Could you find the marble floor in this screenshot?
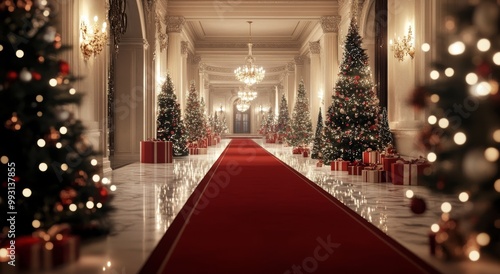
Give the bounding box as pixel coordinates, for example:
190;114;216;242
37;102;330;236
34;139;499;274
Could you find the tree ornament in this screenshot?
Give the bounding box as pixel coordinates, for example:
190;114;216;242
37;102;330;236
73;170;89;187
410;196;427;214
59;60;70;75
19;68;32;82
60;187;77;205
31;71;41;80
6;71;18;81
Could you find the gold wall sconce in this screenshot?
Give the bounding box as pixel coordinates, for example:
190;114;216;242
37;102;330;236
389;25;415;61
80;16;108;61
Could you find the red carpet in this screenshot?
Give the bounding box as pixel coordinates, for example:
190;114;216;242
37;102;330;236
139;139;439;274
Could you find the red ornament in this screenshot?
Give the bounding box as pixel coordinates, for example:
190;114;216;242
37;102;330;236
170;131;175;134
31;71;41;81
354;75;360;80
7;71;18;81
476;61;491;78
410;196;427;214
99;187;109;203
59;60;70;75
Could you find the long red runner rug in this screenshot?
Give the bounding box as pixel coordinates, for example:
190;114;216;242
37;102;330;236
139;139;439;274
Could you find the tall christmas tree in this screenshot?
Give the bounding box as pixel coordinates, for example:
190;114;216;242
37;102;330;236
288;80;313;148
264;108;276;136
323;104;341;164
311;107;324;159
184;82;204;144
0;1;113;237
156;74;188;156
276;94;291;143
323;5;380;162
410;0;500;260
200;96;210;138
378;107;393;150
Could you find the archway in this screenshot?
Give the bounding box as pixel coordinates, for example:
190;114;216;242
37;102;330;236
233;102;251;134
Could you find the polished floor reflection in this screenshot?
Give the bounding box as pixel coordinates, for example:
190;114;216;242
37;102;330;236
44;139;499;274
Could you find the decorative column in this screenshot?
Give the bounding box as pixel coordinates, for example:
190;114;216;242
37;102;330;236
309;41;321;129
281;71;290;111
321;15;341;110
287;62;296;111
180;41;189;110
166;16;185;108
198;62;206;102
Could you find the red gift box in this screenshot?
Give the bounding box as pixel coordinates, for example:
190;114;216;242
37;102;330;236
16;236;42;271
140;140;173;163
303;150;309;157
348;165;364;175
316;160;323;167
403;158;431;185
207;134;213;146
331;159;349;171
198;148;208;154
189;147;198;155
362;149;379;164
198;138;208;148
391;159;409;185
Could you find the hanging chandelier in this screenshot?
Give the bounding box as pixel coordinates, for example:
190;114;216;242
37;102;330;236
234;21;265;86
238;86;258;102
236;99;250;112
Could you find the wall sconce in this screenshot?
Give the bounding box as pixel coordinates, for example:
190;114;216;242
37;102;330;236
80;15;108;61
389;25;415;62
219;104;224;113
318;90;324;105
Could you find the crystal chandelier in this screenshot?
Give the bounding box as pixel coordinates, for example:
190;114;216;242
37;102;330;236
234;21;265;86
238;86;257;102
236;99;250;112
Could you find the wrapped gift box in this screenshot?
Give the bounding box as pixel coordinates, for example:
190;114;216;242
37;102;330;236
16;236;42;271
348;165;364;175
362;149;379;164
362;168;387;183
391;159;409;185
198;138;208;148
303;150;309;157
207;134;213;146
140;140;173;163
188;147;198;155
198;148;208;155
403;159;431;185
331;159;349;171
316;161;323;167
42;235;80;270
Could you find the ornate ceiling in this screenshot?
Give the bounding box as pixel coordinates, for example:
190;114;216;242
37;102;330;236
165;0;342;87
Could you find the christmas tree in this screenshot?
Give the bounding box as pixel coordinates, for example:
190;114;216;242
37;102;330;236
410;0;500;260
276;94;291;143
0;1;113;237
288;80;313;148
199;97;210;138
264;108;276;135
311;107;324;159
258;111;267;135
323;9;380;162
184;82;204;144
378;107;393;150
219;112;228;135
156;74;188;156
323;104;342;164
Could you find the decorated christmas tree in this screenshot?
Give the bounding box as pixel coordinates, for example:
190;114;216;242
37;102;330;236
323;8;380;162
410;0;500;261
276;94;291;143
200;96;210;138
378;107;393;150
288;80;313;148
156;74;188;156
219;112;228;135
311;107;324;159
264;108;276;135
0;1;113;237
323;104;342;164
258;111;267;135
184;82;205;145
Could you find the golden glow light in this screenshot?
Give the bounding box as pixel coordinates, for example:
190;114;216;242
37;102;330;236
59;126;68;134
431;223;440;233
22;188;32;197
405;190;414;198
477;233;491;246
428;115;437;125
458;192;469;202
448;41;465;55
468;250;480;261
438;118;449;128
16;50;24;58
39;163;48;172
427;152;437;162
110;185;117;191
37;139;46;147
477;38;491;52
80;15;108;61
421;43;430;52
234;21;265;86
69;204;77;211
390;25;415;61
445;68;454;77
466;73;478;85
430;94;440;103
484;147;499;162
32;220;41;228
493;52;500;65
494;179;500;192
430;70;440;80
454;132;466;145
441;202;452;213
